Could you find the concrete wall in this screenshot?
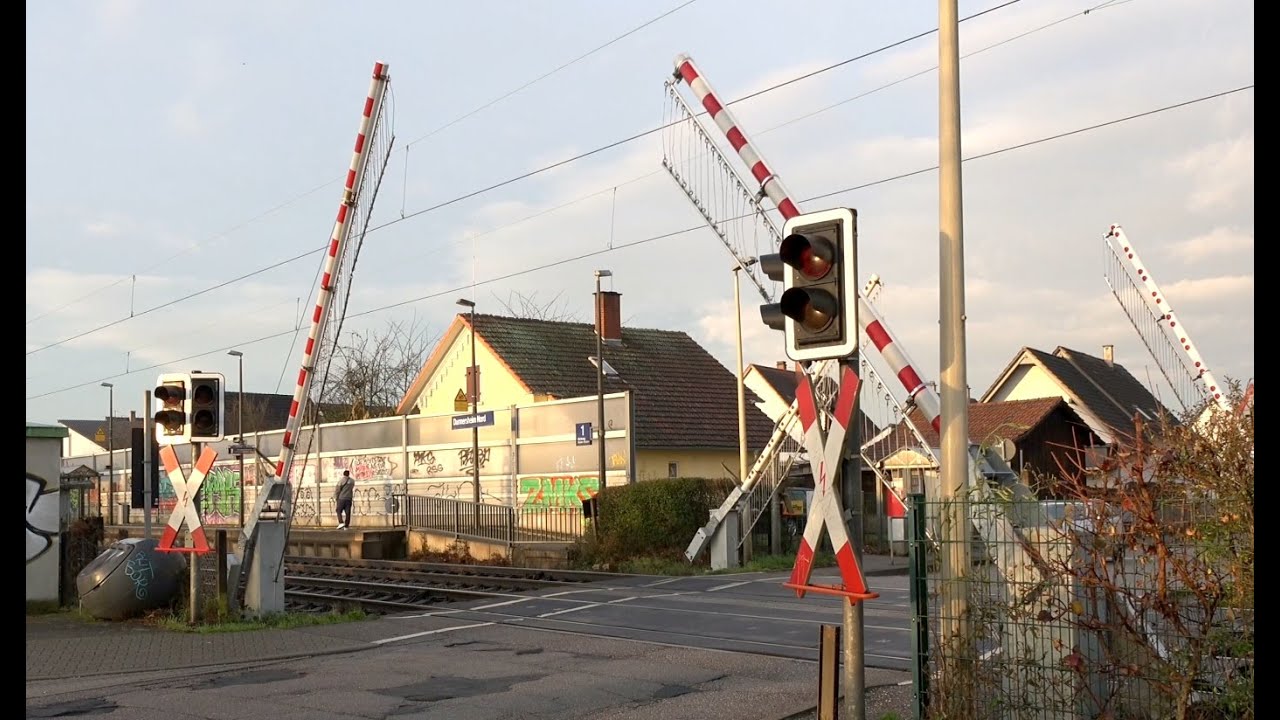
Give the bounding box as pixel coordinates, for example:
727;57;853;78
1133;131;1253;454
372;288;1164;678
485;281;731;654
406;530;573;569
27;430;65;603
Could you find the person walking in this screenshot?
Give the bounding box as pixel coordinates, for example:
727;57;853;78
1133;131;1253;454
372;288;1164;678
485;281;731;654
334;470;355;529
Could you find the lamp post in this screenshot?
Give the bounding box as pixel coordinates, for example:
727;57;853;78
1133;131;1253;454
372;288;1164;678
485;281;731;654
456;299;480;513
101;382;114;524
732;259;756;562
228;350;245;527
594;270;612;536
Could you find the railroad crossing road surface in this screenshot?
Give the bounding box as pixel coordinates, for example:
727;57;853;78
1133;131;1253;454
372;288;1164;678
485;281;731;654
27;564;915;720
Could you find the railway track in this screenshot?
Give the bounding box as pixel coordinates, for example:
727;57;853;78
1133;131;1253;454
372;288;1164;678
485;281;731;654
283;556;629;615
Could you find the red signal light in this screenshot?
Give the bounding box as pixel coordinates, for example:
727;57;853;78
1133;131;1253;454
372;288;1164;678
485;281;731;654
780;232;834;280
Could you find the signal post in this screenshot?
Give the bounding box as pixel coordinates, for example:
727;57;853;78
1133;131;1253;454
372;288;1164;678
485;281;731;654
759;207;874;719
153;371;225;624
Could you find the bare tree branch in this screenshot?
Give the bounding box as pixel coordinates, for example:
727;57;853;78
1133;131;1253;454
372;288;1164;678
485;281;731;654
491;289;581;322
316;316;438;421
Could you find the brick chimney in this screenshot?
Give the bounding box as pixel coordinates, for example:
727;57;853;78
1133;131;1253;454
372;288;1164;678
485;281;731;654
594;290;622;344
1103;344;1114;366
776;361;787;371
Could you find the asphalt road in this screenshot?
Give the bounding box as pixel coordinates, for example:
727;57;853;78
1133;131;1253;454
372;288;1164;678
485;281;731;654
365;567;914;671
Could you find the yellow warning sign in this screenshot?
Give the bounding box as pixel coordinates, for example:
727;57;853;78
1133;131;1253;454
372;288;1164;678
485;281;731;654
94;428;106;443
454;389;468;412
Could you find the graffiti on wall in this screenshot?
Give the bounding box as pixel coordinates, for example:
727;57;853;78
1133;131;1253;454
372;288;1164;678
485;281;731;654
330;454;398;482
519;475;599;508
201;467;244;524
459;447;491;475
411;450;445;476
26;473;59;563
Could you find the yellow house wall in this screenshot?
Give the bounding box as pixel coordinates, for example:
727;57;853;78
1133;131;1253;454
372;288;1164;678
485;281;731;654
988;363;1066;403
637;448;747;482
414;329;536;415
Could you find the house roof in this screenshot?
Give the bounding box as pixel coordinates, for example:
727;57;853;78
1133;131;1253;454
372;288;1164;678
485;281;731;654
405;313;777;450
747;363;882;440
26;422;69;439
59;392;367;451
58;417;138;451
981;346;1176;444
749;364;800;404
863;397;1083;464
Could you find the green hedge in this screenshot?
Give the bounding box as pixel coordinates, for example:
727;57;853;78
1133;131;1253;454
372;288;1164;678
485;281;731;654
578;477;735;566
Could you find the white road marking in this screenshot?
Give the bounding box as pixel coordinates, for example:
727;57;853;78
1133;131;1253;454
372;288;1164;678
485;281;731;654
707;581;752;592
373;621;495;644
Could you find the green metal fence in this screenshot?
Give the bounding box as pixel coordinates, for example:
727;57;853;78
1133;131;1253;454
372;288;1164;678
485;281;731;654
907;493;1253;720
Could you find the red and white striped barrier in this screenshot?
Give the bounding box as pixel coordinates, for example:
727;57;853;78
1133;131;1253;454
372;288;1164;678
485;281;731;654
276;62;390;482
673;53;942;434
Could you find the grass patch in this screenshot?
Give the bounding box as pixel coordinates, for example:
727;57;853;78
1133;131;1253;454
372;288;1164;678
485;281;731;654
613;551;837;577
147;608;368;634
617;555;703;576
26;600;64;616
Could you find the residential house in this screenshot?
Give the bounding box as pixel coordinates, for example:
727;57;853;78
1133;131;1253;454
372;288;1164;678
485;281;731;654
980;344;1177;458
745;360;887;546
865;397;1103;501
396;291;777;483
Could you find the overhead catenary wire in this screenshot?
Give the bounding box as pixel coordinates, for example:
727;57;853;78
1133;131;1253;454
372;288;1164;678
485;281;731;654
27;1;700;326
25;0;1029;358
25;82;1252;401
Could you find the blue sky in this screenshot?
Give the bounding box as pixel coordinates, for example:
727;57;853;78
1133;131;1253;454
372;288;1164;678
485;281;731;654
26;0;1253;425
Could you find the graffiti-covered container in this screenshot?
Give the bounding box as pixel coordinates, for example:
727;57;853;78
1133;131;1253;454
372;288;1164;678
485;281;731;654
76;538;187;621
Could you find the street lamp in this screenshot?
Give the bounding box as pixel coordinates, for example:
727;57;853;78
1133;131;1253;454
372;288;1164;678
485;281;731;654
101;382;114;524
456;298;480;512
593;270;612;536
228;350;245;527
732;259;757;562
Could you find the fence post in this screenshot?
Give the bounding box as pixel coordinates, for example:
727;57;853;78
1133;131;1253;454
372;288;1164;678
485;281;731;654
908;493;929;720
506;506;515;545
453;500;461;540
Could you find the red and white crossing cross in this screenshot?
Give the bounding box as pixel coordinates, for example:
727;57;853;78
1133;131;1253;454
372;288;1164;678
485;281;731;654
786;365;876;600
157;445;217;553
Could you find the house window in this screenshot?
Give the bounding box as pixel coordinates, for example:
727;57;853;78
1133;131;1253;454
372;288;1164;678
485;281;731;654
668;462;678;478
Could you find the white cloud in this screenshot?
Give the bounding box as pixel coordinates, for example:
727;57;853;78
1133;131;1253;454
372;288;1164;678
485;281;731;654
1171;227;1253;263
166;99;209;138
22;0;1254;426
1167;135;1254;213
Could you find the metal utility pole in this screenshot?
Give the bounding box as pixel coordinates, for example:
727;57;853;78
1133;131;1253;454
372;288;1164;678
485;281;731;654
228;350;245;527
733;261;755;563
594;269;612;538
842;357;866;720
102;382;114;523
456;299;480;523
143;390;153;537
939;0;973;704
190;440;202;625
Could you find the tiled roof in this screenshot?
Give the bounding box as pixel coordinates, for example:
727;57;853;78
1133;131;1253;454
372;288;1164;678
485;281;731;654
469;313;777;450
864;397;1071;463
59;417;139;451
1038;347;1175;441
750;364;799;404
60;393;369;449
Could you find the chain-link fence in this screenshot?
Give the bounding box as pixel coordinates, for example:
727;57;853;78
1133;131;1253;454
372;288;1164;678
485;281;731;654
908;493;1253;720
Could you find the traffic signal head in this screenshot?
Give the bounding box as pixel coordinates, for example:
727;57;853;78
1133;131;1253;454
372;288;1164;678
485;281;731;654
758;207;858;362
189;372;226;443
154;373;192;446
